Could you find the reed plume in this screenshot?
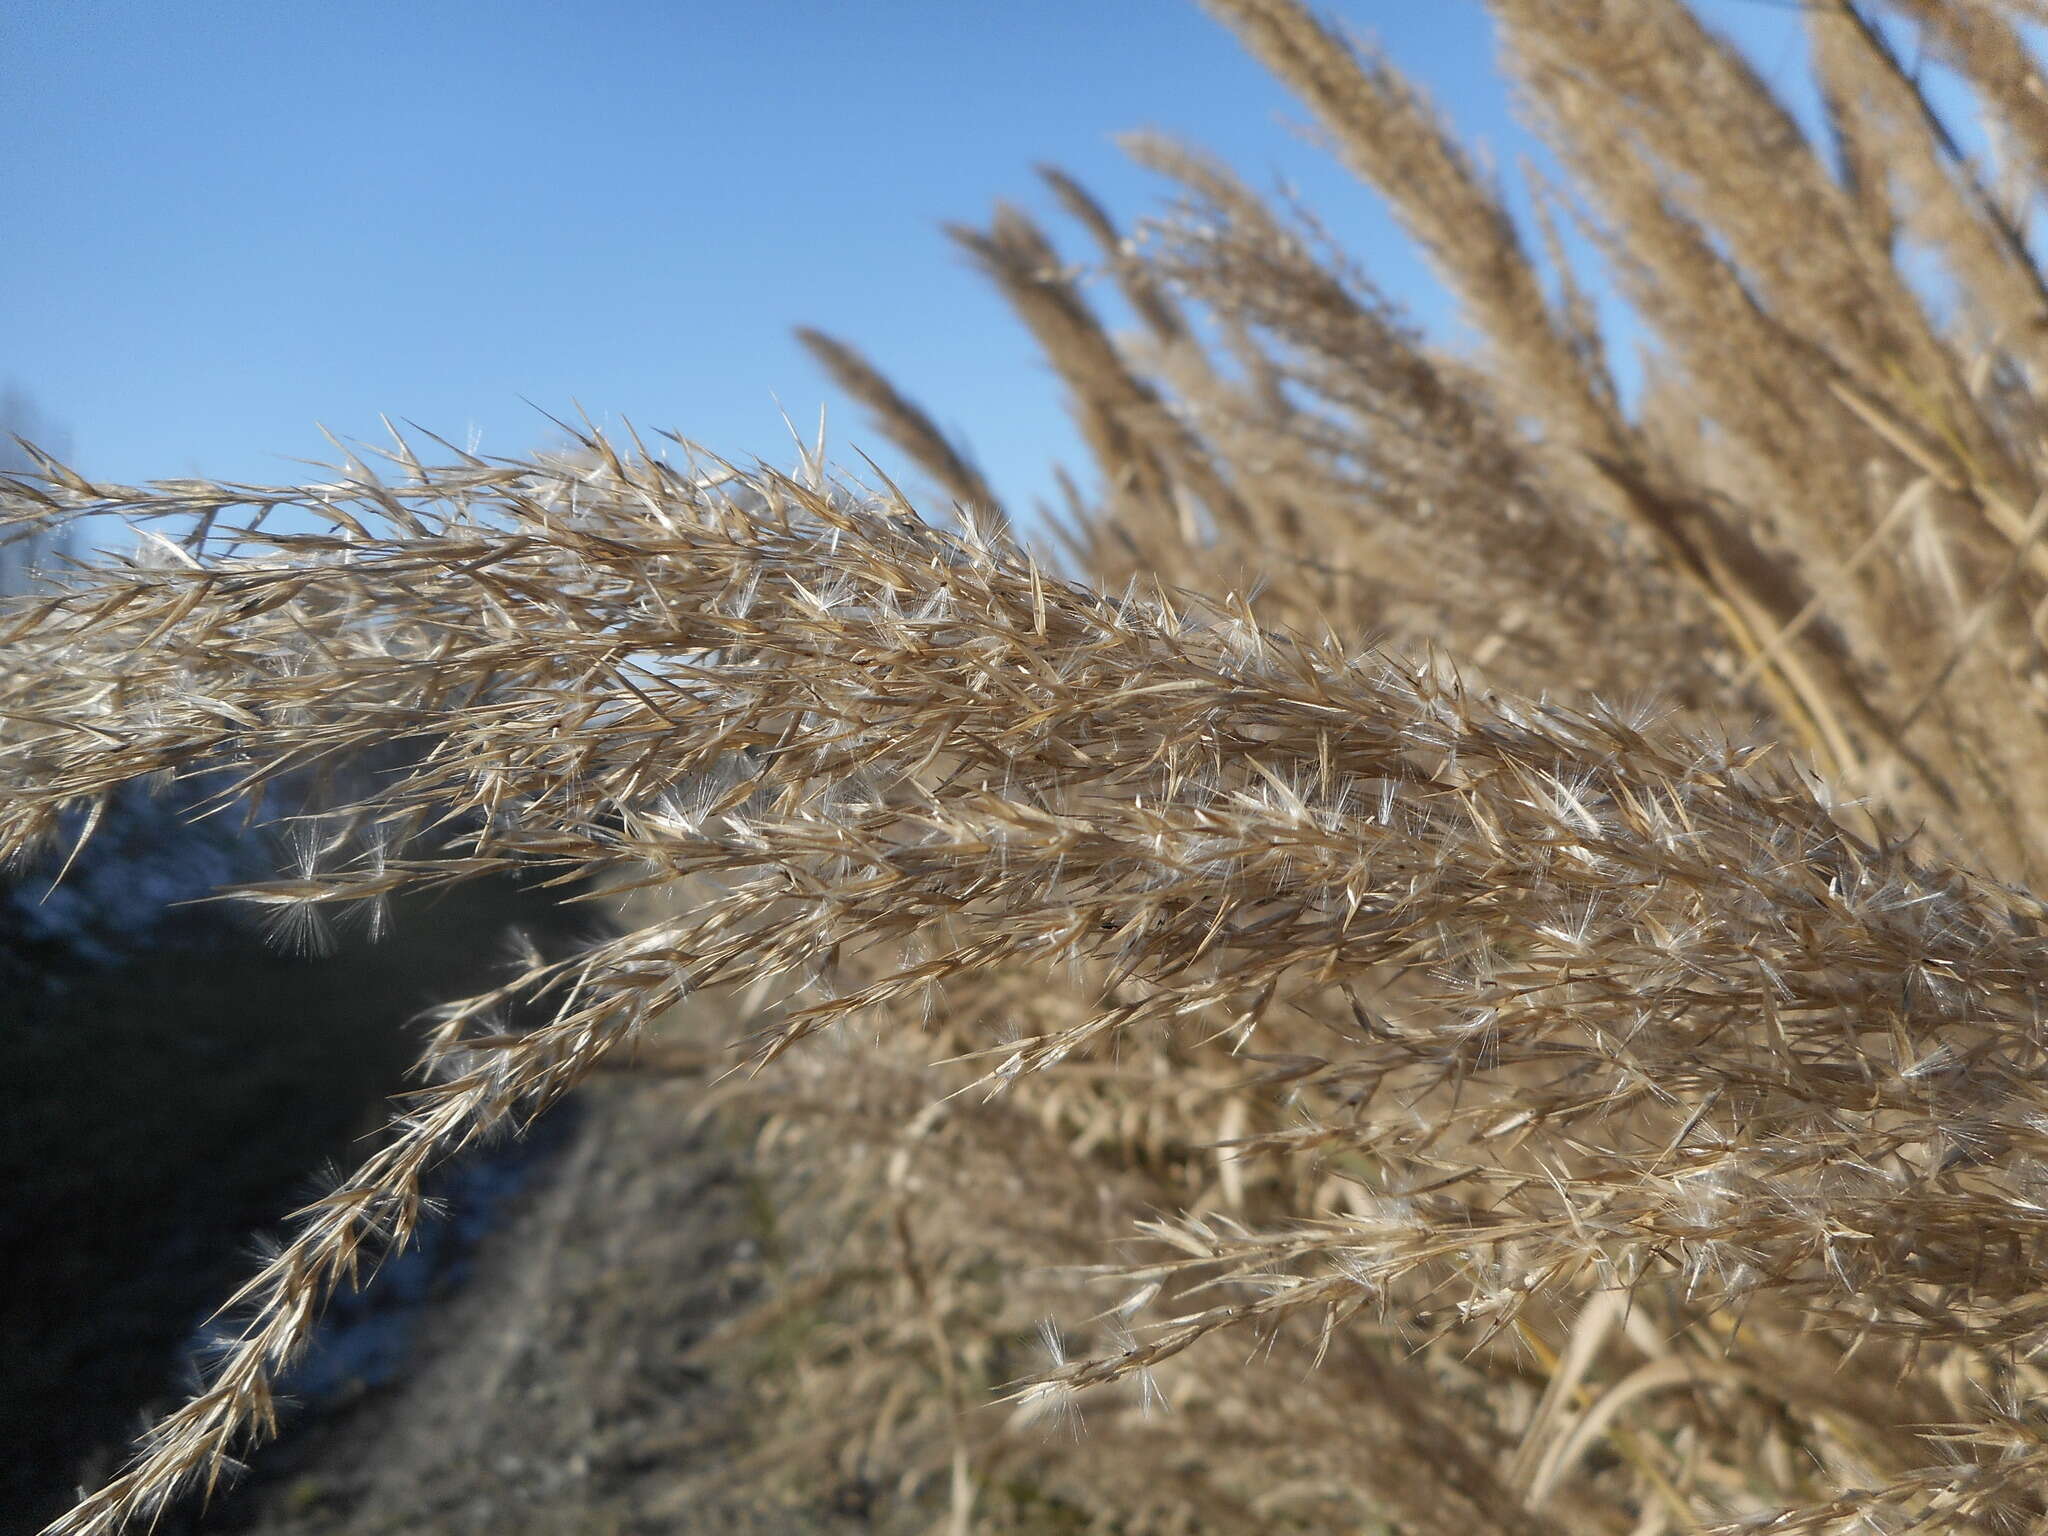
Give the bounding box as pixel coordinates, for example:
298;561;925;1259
21;1;2048;1530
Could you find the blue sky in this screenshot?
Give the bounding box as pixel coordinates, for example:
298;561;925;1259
8;1;1812;522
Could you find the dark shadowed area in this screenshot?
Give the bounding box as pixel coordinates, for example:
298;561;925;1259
1;837;598;1534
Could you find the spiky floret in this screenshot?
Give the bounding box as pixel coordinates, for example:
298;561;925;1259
9;437;2048;1532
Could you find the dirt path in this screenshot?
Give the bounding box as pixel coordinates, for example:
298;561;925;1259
204;1074;858;1536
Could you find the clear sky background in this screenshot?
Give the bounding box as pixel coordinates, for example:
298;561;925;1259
8;1;1815;524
